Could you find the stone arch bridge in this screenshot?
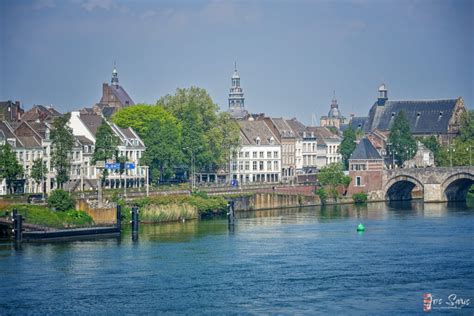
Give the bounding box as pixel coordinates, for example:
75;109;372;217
382;167;474;202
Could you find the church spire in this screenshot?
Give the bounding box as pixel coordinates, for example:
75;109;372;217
111;62;119;86
228;62;246;118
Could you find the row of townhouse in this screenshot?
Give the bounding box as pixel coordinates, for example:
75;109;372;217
229;117;343;185
0;106;145;195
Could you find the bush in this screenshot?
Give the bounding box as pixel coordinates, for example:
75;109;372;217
47;189;75;211
315;188;328;205
352;192;368;204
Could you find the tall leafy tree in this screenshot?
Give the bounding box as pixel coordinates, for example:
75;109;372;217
141;110;183;182
338;127;357;170
157;87;240;173
51;114;74;188
112;104;169;136
31;158;48;194
0;143;24;194
387;111;417;167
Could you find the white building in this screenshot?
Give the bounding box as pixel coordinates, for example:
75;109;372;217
231;120;281;184
310;127;342;168
68;111;146;190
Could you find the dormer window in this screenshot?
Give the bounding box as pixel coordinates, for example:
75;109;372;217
255;137;261;145
391;112;396;117
269;137;275;145
439;111;443;116
417;112;421;117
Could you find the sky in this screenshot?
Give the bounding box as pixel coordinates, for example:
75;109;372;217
0;0;472;125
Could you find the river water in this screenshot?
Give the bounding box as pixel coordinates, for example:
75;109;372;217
1;201;473;315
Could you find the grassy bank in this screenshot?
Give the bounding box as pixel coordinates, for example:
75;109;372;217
0;204;94;229
121;193;227;223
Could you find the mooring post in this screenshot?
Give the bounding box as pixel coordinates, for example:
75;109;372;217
12;209;22;243
227;200;236;226
131;206;139;234
116;204;122;231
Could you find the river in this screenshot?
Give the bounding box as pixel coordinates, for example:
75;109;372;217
1;201;473;315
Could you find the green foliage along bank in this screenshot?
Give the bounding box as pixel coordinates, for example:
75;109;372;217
121;194;228;223
0;204;93;228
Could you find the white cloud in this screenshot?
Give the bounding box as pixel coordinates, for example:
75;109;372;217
80;0;115;11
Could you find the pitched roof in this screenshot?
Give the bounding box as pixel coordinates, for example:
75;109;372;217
270;118;295;137
79;114;104;136
350;138;382;160
109;85;135;106
75;135;94;145
22;105;62;122
286;118;306;137
368;99;459;134
239;120;280;145
350;117;369;131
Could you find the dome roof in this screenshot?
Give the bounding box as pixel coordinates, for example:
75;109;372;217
328;107;341;118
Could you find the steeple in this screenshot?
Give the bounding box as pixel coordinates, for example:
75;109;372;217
229;62;245;114
111;62;119;86
328;90;341;118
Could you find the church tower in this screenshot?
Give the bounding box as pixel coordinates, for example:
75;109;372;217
111;64;119;86
228;62;247;118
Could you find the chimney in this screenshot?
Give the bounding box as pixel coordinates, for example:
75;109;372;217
377;83;388;106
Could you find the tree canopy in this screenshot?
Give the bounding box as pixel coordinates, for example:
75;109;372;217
93;120;120;164
338;127;357;170
0;143;24;194
51;113;74;188
387;111;417;167
31;158;47;193
317;162;351;200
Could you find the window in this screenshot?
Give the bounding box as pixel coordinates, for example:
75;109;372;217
259;151;264;158
239;152;243;158
267;161;272;171
253;151;257;158
253;161;257;171
245;161;249;170
26;152;29;161
232;162;237;171
267;151;271;158
245;152;249;158
356;176;362;186
259;161;264;170
239;161;243;170
274;161;278;170
273;151;278;158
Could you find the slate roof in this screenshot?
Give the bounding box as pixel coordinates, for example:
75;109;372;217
286;118;306;137
350;117;369;131
350;138;382;160
16;136;41;148
367;99;459;134
270;118;295;138
22;105;62;122
109;85;134;106
239;120;280;146
79;114;104;136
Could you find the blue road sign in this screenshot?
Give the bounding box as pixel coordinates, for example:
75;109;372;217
125;162;135;170
105;163;120;170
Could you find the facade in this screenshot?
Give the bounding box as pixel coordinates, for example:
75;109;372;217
403;141;435;168
228;63;248;119
320;93;346;129
347;138;385;197
0;101;24;122
311;127;343;167
365;84;467;145
93;66;135;118
68;111;146;190
231;120;281;184
263;118;297;183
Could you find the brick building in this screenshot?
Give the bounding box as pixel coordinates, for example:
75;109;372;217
347;138;385;196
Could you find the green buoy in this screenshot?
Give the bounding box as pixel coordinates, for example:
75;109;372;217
357;223;365;232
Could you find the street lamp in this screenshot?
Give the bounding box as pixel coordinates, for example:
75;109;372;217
447;147;455;167
466;146;472;166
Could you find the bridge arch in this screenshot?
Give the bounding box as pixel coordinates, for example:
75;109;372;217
441;172;474;202
384;175;424;201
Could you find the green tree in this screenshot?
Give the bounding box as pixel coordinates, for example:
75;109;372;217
93;120;120;184
452;110;474;166
0;143;24;194
387;111;416;167
157;87;240;174
112;104;169;136
141;110;183;182
317;163;351;200
51;114;74;188
31;158;48;194
418;136;449;167
47;189;75;211
338;127;357;170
